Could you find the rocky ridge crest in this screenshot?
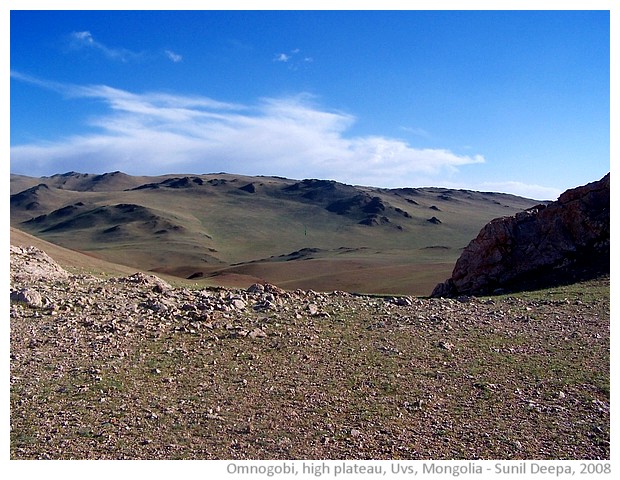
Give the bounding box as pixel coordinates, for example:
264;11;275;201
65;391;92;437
432;174;610;297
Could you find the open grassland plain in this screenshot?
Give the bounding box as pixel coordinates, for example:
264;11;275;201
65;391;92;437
10;243;609;460
10;172;539;295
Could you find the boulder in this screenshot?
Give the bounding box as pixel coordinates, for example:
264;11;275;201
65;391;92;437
10;287;44;308
10;245;70;283
431;173;609;297
123;272;171;293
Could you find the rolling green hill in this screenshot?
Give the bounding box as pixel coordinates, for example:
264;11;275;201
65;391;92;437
10;172;540;295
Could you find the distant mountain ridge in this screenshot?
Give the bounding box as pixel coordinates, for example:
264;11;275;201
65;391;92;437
11;171;540;295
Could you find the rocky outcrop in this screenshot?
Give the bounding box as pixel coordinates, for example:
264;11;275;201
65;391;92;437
10;245;71;283
432;173;610;297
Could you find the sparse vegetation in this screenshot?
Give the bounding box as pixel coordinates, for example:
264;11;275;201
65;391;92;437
10;245;609;459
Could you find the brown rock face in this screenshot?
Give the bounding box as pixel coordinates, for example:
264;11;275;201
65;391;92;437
431;173;610;297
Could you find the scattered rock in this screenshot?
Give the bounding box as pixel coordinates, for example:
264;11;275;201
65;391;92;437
124;272;171;293
10;287;44;308
8;241;610;461
230;298;246;310
248;328;267;339
392;296;413;306
247;283;265;294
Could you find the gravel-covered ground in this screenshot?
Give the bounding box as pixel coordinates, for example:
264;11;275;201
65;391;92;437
10;245;610;460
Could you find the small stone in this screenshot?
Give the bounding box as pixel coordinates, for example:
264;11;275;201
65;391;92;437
10;288;44;308
231;299;246;310
247;283;265;294
248;328;267;339
393;296;413;306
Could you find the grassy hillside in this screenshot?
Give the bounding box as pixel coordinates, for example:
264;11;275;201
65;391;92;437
10;227;138;278
10;172;540;295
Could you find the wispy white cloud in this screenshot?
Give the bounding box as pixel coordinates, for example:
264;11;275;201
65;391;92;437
274;49;313;70
69;31;139;62
400;126;432;139
10;73;486;187
10;71;67;93
72;31;93;43
165;49;183;63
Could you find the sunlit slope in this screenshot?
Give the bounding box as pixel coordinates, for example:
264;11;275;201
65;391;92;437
11;172;540;294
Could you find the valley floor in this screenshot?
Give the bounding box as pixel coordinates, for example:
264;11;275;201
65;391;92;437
10;246;609;460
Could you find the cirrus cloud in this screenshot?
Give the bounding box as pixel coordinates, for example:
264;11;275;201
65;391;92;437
165;49;183;63
10;73;485;187
69;30;140;62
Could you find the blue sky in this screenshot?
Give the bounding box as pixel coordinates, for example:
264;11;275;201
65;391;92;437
8;6;611;200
